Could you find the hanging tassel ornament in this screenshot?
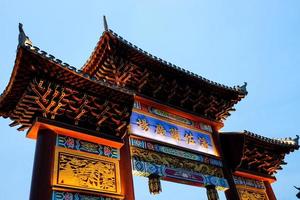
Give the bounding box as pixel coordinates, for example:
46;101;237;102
148;174;162;195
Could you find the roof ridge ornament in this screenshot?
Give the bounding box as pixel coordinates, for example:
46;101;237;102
18;23;32;47
293;135;299;146
244;130;299;147
238;82;248;94
103;15;108;31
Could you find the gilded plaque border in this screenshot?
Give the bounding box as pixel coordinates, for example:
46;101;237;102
130;110;218;156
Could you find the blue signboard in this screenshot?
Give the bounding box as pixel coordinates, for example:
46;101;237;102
129;111;217;156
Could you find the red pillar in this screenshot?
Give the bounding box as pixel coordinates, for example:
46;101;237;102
119;134;135;200
264;181;276;200
212;130;240;200
29;129;56;200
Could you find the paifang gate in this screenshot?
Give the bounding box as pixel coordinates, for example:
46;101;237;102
0;18;299;200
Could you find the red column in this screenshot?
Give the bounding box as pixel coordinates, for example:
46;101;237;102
212;130;240;200
264;181;277;200
29;129;56;200
119;135;135;200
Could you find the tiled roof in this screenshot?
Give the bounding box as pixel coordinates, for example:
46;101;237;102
87;29;248;95
243;130;299;148
0;24;134;116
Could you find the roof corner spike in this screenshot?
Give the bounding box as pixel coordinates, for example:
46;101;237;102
293;135;299;146
238;82;248;94
18;23;32;47
103;15;108;31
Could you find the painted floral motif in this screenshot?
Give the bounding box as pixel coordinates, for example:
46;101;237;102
66;137;75;149
104;146;112;156
52;191;120;200
57;135;119;159
64;193;73;200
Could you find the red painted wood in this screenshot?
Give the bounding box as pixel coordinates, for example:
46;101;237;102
214;130;240;200
264;181;277;200
120;135;135;200
29;129;56;200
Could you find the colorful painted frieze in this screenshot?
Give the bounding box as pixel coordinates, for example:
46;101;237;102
130;138;222;167
52;191;120;200
129;112;217;155
132;159;229;190
131;147;223;177
133;100;213;133
56;135;119;159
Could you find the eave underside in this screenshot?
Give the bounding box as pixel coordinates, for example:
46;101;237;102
220;132;299;176
81;31;247;123
0;45;134;137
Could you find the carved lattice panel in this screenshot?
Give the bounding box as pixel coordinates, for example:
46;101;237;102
53;147;121;194
9;78;132;136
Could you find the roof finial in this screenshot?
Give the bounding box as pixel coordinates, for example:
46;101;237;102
18;23;32;47
103;15;108;31
293;135;299;146
238;82;248;94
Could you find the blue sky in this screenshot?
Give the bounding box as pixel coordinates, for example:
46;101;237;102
1;0;299;199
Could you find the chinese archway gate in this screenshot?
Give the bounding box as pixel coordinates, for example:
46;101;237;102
0;19;298;200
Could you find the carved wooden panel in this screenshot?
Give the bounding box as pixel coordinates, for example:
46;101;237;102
238;188;269;200
234;175;269;200
53;147;121;194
